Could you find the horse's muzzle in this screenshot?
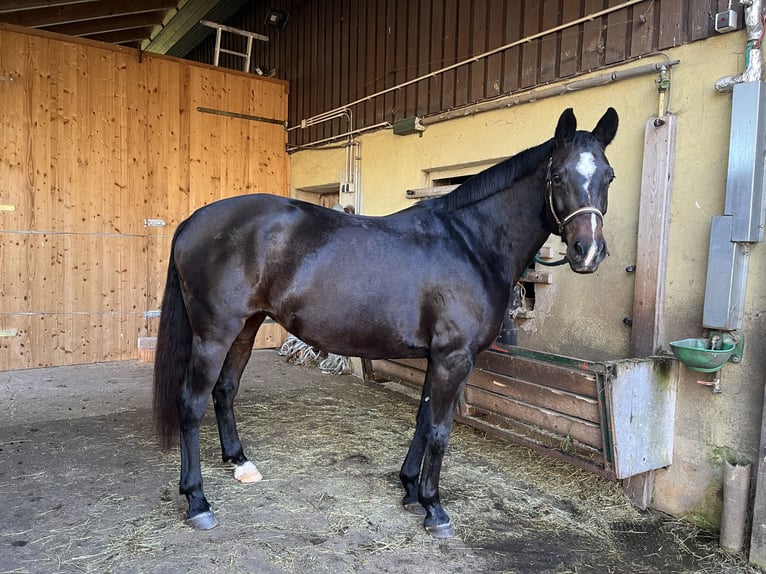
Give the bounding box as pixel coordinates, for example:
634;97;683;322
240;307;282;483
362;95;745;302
567;236;608;273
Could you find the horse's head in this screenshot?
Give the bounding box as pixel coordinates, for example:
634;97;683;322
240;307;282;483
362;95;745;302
546;107;618;273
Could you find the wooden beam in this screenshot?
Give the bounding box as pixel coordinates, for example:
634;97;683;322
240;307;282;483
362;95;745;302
0;0;94;12
40;12;166;35
630;115;677;357
625;114;677;511
85;27;155;45
0;0;175;27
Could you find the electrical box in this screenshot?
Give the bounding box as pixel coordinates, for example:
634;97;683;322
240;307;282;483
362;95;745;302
715;10;738;33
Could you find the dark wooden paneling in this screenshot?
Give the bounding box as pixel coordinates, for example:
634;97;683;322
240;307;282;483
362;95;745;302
560;0;582;76
540;0;560;83
187;0;720;146
521;0;541;88
582;0;605;70
441;0;458;110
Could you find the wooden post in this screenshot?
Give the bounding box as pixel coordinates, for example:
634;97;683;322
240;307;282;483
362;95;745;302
631;115;677;358
624;115;677;509
750;387;766;567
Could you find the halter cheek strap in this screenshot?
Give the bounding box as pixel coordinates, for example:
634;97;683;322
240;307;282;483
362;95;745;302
545;157;604;236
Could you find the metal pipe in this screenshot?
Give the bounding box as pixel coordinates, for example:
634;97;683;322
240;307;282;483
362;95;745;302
421;58;679;126
720;459;752;553
715;0;763;92
291;0;648;130
286;122;391;151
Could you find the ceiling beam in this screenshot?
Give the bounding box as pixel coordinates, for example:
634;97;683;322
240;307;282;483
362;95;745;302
41;12;166;35
84;26;155;45
0;0;176;27
143;0;248;56
0;0;95;13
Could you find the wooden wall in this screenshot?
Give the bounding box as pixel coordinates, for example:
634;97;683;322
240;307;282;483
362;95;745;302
186;0;732;146
0;24;289;370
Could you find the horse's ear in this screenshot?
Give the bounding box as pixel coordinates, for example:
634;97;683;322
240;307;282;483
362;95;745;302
555;108;577;145
593;107;619;147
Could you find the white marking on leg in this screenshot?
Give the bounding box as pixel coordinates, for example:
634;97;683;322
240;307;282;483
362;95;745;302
234;460;263;483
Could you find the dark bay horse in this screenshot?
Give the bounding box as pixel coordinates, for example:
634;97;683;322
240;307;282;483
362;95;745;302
153;107;619;538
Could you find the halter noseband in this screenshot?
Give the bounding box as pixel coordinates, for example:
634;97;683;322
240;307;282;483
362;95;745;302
545;157;604;236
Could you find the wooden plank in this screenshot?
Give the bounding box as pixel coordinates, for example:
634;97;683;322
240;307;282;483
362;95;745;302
464;385;603;448
560;1;581;76
605;0;628;64
404;0;419;118
630;115;677;357
441;0;458;109
454;0;471;107
749;381;766;568
416;0;432;116
582;0;605;70
502;0;522;92
629;0;656;57
461;408;605;468
540;0;559;82
254;322;286;349
373;0;387;124
521;0;541;88
689;0;712;41
469;370;601;423
371;358;426;389
485;0;504;98
428;0;444;114
393;0;408;121
364;2;380;125
470;0;488;103
476;351;599;397
658;0;684;48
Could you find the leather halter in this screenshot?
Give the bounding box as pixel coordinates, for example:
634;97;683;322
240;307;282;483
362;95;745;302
544;157;604;236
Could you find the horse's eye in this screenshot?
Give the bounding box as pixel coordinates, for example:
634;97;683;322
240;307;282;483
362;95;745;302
607;170;615;183
551;172;562;184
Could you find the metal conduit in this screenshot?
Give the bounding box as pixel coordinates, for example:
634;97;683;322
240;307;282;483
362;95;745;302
421;57;680;127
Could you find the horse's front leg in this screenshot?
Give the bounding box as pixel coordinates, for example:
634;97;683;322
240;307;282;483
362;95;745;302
212;316;264;484
418;349;474;538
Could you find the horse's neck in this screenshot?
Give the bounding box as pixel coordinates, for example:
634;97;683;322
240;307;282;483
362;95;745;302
469;171;552;284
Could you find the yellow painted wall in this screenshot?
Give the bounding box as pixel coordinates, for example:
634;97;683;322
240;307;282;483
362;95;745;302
291;32;766;526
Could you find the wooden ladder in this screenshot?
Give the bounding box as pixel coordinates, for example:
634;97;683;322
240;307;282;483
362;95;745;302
200;20;268;73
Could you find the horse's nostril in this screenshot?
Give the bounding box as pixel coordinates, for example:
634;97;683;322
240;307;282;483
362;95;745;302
572;240;585;260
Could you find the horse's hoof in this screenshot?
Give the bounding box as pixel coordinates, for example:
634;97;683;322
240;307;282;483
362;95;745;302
186;510;219;530
425;521;456;539
234;461;263;483
403;500;427;516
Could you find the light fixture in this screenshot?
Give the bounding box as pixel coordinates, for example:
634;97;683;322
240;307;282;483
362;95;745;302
264;9;289;29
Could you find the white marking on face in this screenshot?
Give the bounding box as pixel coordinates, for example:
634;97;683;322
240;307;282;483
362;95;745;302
582;213;599;268
576;152;597;201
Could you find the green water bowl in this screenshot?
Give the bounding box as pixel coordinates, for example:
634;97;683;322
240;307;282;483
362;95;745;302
668;336;741;373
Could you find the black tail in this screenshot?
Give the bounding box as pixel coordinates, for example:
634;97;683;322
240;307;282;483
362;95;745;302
153;222;192;450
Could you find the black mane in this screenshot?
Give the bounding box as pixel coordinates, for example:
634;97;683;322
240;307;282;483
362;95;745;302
434;139;555;211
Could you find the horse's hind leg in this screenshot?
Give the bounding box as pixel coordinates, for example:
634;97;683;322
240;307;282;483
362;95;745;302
213;314;265;484
417;349;474;538
179;335;234;530
399;371;433;515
